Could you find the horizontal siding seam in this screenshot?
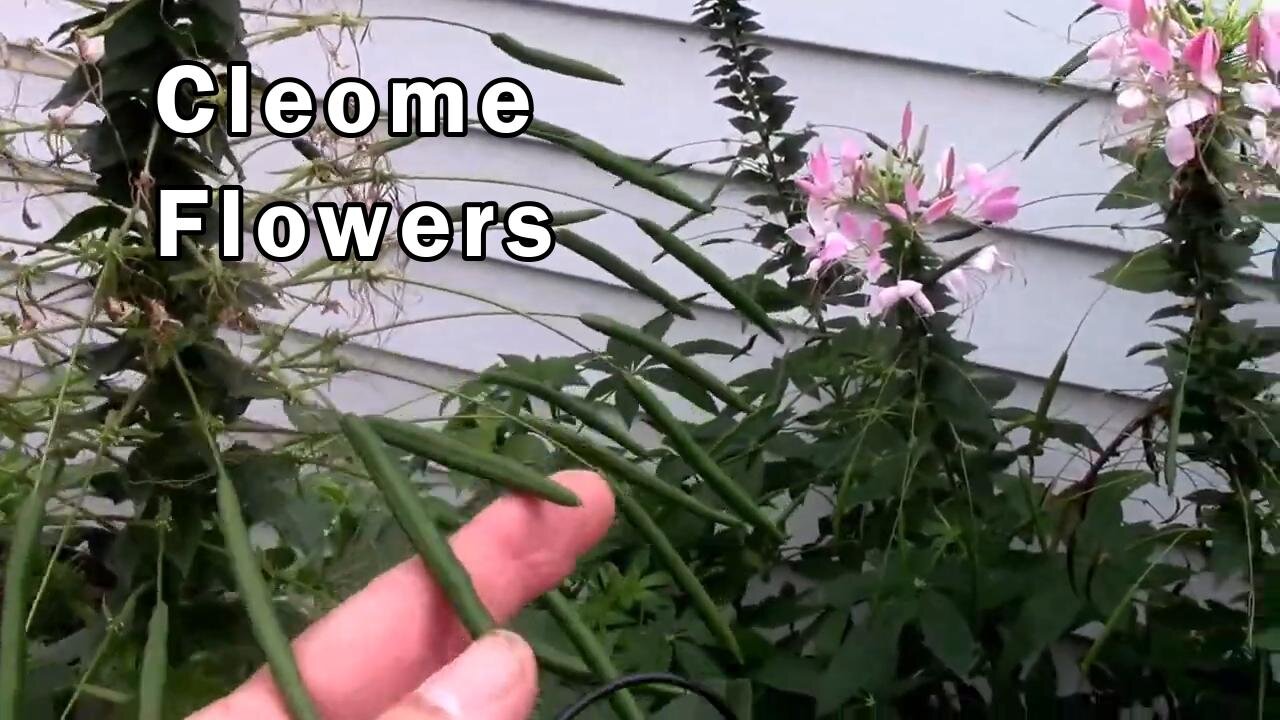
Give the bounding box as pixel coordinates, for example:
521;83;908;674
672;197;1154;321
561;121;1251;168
524;0;1108;96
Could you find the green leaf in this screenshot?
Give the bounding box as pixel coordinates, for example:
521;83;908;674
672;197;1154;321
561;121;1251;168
919;591;975;677
997;570;1081;676
1096;172;1158;210
815;603;913;713
1255;627;1280;651
1240;196;1280;223
753;654;821;698
1093;244;1176;293
1024;97;1090;160
489;32;623;85
45;205;128;246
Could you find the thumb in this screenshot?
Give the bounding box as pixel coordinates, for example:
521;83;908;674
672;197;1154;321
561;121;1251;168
377;631;539;720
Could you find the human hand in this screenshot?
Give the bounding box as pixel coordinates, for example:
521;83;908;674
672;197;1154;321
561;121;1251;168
190;470;615;720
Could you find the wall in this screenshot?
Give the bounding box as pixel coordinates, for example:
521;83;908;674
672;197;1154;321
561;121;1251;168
1;0;1276;484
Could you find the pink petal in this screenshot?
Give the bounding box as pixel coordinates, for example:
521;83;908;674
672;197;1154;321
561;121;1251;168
979;192;1020;223
1251;114;1269;142
907;292;936;317
940;145;957;191
962;163;992;197
1088;33;1126;62
1134;35;1174;74
904;181;921;214
1166;94;1212;127
968;245;1012;274
787;225;818;250
864;254;888;282
1117;86;1147;111
805;257;827;278
1128;0;1148;30
1249;16;1264;64
940;268;968;297
1265;10;1280;72
867;285;901;315
1165;124;1196;167
886;204;909;223
805;199;827;230
1243;82;1280;112
1191;29;1222;94
900;103;913;148
922;193;957;225
810;145;832;187
839;139;862;175
836;212;861;241
864;219;885;251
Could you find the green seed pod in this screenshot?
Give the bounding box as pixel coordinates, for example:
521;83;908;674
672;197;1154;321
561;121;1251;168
622;375;783;541
489;33;624;85
138;601;169;720
526;120;710;213
615;490;743;661
520;414;741;527
634;218;784;342
366;417;580;507
555;229;693;319
341;415;495;638
216;467;322;720
481;369;652;457
0;475;55;718
580;314;749;412
543;591;645;720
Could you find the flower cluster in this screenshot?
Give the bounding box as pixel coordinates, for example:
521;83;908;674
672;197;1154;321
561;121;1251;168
788;106;1017;317
1088;0;1280;168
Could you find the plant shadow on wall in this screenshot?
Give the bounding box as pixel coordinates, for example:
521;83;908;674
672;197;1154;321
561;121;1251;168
0;2;1277;720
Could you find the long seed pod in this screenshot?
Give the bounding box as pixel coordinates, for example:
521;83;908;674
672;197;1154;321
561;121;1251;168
367;417;580;507
633;218;783;342
621;375;783;541
341;416;495;638
489;33;624;85
525;120;710;213
481;370;652;457
216;467;322;720
555;229;694;319
615;490;743;662
520;414;741;527
138;601;169;720
442;205;604;227
580;314;750;412
543;591;644;720
0;466;60;719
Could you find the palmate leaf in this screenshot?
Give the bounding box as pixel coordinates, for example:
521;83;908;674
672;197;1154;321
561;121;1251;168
582;314;750;411
615;490;743;662
542;591;645;720
1093;244;1177;293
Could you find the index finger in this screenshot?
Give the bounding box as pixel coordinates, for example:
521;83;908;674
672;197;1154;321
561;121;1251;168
191;470;615;720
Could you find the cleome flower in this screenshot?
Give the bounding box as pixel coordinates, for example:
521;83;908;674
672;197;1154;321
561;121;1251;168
1086;0;1280;170
788;105;1018;317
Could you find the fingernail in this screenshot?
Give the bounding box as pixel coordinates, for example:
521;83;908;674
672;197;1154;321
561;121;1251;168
414;631;533;719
